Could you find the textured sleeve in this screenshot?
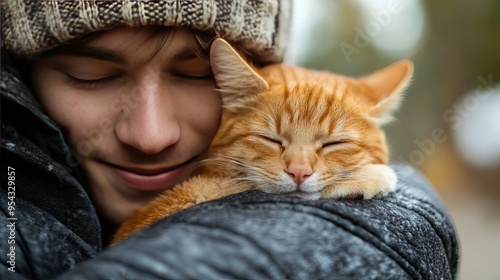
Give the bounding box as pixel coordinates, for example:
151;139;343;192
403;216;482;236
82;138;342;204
57;163;459;280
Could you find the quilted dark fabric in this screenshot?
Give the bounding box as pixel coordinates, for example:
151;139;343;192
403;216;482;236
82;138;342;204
0;59;459;279
56;164;459;280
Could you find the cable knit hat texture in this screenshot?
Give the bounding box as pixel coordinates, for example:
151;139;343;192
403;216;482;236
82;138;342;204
1;0;291;64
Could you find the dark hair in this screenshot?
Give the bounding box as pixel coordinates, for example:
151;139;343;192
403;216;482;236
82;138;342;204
14;26;218;90
41;26;217;60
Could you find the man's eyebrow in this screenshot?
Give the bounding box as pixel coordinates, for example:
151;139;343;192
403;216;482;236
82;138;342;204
171;48;204;63
44;45;127;64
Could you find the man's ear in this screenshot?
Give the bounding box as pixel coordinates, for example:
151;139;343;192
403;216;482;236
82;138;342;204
359;60;414;124
210;38;269;112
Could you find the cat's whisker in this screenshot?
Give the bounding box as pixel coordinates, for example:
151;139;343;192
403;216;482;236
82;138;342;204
335;173;391;183
345;97;371;115
227;175;289;194
203;155;282;184
332;98;375;129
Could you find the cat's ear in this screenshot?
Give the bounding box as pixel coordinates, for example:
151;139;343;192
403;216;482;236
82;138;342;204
360;60;414;124
210;38;269;111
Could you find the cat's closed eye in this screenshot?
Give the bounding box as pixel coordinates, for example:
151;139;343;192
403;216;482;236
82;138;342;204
258;134;284;147
322;139;350;148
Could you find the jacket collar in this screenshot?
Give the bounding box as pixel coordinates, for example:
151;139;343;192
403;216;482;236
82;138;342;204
1;59;102;250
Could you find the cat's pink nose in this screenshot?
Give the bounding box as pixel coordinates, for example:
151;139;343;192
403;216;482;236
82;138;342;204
285;162;313;186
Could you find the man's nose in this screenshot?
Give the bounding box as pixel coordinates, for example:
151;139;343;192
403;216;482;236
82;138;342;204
115;78;180;154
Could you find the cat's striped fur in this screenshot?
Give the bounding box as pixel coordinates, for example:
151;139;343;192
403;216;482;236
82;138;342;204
112;39;413;243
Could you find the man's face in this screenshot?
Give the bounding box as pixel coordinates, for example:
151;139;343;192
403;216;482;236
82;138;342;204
30;27;221;225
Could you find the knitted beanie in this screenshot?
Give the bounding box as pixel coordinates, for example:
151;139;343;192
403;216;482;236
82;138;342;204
1;0;291;64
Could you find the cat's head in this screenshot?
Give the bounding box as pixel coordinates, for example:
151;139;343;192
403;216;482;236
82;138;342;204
209;39;413;199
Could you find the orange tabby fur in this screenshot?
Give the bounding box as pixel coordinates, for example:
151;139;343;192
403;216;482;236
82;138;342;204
111;39;413;243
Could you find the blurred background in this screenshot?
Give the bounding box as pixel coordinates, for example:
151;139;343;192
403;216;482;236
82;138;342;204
285;0;500;279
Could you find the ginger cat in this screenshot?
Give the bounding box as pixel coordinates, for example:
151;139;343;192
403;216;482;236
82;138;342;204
112;39;413;243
